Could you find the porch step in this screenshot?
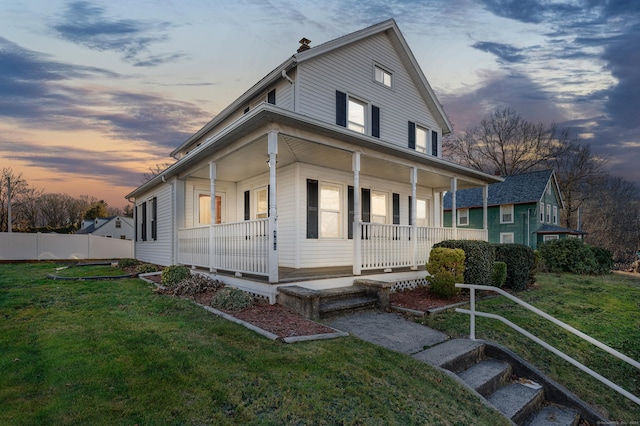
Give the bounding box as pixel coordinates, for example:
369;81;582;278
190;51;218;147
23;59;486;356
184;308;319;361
415;339;606;426
319;294;378;319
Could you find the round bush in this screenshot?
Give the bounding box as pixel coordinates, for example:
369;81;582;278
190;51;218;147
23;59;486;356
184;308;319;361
161;265;191;287
210;287;254;311
136;263;160;274
426;247;465;299
118;258;139;268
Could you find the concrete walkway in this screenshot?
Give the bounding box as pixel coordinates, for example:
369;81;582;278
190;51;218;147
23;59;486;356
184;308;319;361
326;311;448;355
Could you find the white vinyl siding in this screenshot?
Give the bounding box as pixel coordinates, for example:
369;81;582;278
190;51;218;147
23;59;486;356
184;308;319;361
296;32;441;151
135;184;173;266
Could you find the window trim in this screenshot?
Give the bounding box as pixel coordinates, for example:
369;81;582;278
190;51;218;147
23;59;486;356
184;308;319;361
500;204;514;224
457;208;469;226
373;64;393;89
500;232;515;244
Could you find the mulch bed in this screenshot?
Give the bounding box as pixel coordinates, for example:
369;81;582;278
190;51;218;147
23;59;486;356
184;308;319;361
390;286;470;312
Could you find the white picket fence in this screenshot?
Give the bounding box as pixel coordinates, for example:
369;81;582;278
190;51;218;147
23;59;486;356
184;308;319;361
0;233;134;260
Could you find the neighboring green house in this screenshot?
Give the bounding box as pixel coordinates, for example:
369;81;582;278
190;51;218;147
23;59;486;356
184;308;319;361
443;169;584;248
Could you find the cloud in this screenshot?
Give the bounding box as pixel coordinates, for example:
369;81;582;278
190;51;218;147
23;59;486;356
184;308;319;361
472;41;526;63
51;1;182;66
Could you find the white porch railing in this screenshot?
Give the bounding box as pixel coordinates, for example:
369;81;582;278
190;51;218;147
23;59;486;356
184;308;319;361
360;224;488;271
178;219;269;276
212;219;269;276
177;225;209;268
456;283;640;406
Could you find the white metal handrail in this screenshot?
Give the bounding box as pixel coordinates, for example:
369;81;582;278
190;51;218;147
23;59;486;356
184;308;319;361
455;283;640;406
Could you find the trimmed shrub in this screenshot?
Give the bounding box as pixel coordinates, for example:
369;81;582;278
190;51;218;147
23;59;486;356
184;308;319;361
210;287;254;311
136;263;160;274
118;258;139;268
434;240;495;285
161;265;191;287
491;261;507;288
172;274;224;296
493;244;536;290
426;247;465;299
538;239;612;275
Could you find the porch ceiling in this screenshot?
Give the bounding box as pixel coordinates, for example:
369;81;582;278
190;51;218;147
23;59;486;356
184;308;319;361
186;133;479;189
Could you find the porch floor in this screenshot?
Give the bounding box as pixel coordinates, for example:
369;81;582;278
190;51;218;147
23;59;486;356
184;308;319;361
210;265;418;284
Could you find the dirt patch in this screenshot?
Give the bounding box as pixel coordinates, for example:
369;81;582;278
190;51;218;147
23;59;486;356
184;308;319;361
390;286;470;312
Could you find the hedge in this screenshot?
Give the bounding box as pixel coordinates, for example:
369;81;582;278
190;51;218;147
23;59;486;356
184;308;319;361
433;240;495;285
493;243;536;291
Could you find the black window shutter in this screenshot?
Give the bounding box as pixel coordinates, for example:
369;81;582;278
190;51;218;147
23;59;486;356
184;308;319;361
336;91;347;127
267;89;276;105
408;196;413;225
408;121;416;149
393;193;400;225
372;105;380;138
361;188;371;222
151;197;157;240
244;191;250;220
348;186;354;239
307;179;319;239
141;202;147;241
431;130;438;156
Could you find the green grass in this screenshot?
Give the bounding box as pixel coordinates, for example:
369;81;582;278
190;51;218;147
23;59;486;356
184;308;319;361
50;264;129;278
0;263;509;425
422;272;640;422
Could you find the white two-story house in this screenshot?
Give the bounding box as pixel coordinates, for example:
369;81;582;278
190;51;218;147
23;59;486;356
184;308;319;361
126;19;501;302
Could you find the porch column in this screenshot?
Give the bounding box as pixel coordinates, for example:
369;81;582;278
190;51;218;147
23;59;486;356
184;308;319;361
209;161;217;272
353;152;361;275
451;177;457;239
267;131;279;283
410;167;418;270
483;184;489;240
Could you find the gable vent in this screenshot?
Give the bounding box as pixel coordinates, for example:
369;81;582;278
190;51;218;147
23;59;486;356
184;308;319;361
297;37;311;53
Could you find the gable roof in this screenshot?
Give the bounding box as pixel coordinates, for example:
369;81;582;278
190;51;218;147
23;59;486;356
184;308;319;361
76;216;133;234
170;19;452;158
443;169;561;209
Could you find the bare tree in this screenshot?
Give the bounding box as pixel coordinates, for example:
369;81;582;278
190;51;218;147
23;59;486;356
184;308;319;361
551;142;606;230
37;193;78;229
142;162;174;184
13;186;44;230
0;168;31;232
445;108;571;176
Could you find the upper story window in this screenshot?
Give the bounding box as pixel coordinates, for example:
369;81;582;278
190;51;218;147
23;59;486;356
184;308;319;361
546;204;551;223
540;202;545;222
416;125;428;154
457;208;469;226
500;204;514;224
336;91;380;138
374;65;392;88
115;219;121;228
553;206;558;224
348;97;367;134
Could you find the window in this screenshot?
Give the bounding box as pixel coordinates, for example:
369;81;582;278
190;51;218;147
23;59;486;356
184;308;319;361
546;204;551;223
416;199;428;227
120;235;126;240
198;193;222;224
457;208;469;226
544;235;559;241
500;233;514;244
416;125;428;154
371;191;387;223
553;206;558;224
374;65;392;88
540;202;545;222
348;97;366;133
320;184;341;238
115;219;121;229
256;187;268;219
500;204;514;223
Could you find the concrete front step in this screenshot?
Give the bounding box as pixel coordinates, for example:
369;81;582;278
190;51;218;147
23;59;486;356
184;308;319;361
319;295;378;318
525;405;580;426
488;382;545;424
457;358;512;397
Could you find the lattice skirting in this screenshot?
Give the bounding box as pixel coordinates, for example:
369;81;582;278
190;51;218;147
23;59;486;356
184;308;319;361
391;277;428;292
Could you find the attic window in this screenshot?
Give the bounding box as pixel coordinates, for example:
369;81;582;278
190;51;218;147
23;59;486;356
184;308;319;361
374;65;392;88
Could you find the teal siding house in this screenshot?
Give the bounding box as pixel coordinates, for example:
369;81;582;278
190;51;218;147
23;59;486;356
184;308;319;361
443;170;584;249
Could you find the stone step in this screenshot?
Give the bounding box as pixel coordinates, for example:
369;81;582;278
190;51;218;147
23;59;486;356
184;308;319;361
488;382;544;425
524;405;580;426
318;285;370;302
457;358;512;397
413;338;485;373
319;295;378;318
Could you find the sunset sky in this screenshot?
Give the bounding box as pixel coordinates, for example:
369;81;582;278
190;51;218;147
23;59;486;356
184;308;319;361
1;0;639;209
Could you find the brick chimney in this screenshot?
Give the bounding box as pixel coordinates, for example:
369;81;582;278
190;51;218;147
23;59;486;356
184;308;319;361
297;37;311;53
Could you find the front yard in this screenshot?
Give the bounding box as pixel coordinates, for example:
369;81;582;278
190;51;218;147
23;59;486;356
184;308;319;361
0;262;508;425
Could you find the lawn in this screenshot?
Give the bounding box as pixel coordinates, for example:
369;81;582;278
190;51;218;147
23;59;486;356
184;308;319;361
0;263;509;426
421;271;640;423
